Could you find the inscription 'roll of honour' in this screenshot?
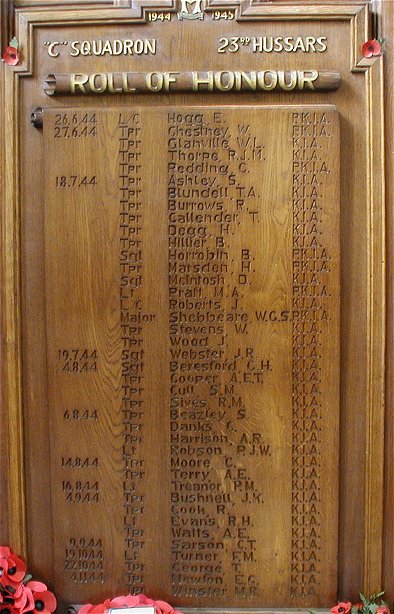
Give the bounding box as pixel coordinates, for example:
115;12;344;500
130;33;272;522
44;70;340;96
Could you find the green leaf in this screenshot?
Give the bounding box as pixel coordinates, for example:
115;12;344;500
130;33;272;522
9;36;18;49
23;573;33;584
360;594;368;606
368;592;385;604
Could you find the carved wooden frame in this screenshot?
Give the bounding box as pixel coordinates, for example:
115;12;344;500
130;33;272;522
0;0;385;600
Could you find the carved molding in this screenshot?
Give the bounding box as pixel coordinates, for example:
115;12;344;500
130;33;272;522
363;55;385;593
13;0;176;7
1;65;26;555
11;2;370;78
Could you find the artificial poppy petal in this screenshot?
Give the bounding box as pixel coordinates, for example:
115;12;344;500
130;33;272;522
136;595;151;606
155;600;176;614
110;596;140;608
16;586;35;614
6;555;26;584
41;591;57;612
25;583;47;594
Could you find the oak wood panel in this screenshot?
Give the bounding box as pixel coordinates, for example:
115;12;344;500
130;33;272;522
41;104;339;607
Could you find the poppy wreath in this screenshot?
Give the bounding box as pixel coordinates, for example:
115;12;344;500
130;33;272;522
78;594;183;614
0;547;56;614
330;593;390;614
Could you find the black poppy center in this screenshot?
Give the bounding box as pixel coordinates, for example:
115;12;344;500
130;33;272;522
35;601;45;612
7;566;16;576
0;608;12;614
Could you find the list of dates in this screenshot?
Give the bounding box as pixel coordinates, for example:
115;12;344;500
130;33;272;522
44;106;340;607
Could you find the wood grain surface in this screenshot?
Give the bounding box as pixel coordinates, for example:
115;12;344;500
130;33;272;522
42;105;340;607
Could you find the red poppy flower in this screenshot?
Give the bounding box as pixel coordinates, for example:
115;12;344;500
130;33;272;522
331;603;352;614
354;604;364;611
2;46;19;66
0;547;27;590
376;607;390;614
25;582;56;614
362;39;382;58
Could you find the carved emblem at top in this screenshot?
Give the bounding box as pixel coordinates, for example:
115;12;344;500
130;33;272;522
178;0;204;20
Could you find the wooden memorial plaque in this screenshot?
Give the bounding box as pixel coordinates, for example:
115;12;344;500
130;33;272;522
0;1;388;612
42;104;339;607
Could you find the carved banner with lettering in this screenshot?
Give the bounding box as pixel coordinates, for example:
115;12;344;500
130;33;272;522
43;105;339;608
43;70;340;95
